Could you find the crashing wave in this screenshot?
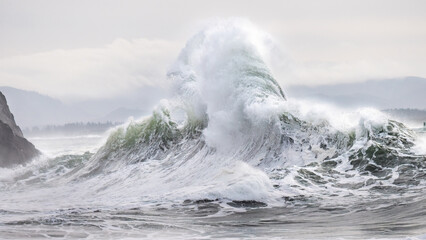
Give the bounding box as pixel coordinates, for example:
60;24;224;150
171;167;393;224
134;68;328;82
61;20;425;205
3;20;424;207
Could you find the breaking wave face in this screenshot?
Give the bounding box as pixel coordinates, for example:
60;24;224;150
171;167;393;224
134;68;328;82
2;20;426;211
43;19;424;206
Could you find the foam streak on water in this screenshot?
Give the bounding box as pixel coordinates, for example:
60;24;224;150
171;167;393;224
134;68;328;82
1;19;425;239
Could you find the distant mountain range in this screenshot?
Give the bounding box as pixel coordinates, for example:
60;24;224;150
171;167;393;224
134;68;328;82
382;108;426;125
0;86;90;128
1;76;425;128
0;86;157;128
286;76;426;109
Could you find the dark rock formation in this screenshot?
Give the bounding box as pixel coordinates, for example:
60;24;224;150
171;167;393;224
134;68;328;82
0;91;39;167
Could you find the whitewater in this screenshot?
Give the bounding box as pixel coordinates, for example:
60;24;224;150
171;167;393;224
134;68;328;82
1;20;425;239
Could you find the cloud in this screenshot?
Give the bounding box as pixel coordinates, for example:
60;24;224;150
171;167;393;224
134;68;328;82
269;39;426;87
1;1;426;97
0;38;179;102
1;25;425;104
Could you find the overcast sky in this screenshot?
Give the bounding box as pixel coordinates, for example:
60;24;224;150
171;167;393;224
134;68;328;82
1;0;425;102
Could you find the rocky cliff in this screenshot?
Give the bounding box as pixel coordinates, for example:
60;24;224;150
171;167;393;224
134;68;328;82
0;91;39;167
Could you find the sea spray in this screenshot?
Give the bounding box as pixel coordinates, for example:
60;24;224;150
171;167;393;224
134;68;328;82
56;20;424;205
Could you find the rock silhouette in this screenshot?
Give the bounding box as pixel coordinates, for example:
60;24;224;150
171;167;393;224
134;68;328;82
0;91;39;167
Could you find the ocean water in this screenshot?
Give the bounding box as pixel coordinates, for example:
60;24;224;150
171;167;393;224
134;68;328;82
1;20;426;239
